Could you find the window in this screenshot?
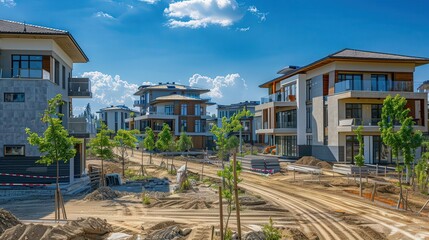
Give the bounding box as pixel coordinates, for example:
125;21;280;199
114;112;118;132
371;74;388;91
180;119;187;131
54;60;60;85
306;79;312;102
306;135;313;145
276;110;297;128
165;105;174;115
373;136;391;164
337;74;363;92
306;106;312;133
275;136;297;157
371;104;383;125
62;66;66;89
121;112;124;129
4;145;25;156
346;103;362;125
284;83;297;101
195;120;201;132
346;135;360;163
181;104;187;115
4;93;24;102
195;104;201;116
12;55;43;78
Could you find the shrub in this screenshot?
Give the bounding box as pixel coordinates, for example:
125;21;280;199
224;228;233;240
263;217;282;240
142;193;151;205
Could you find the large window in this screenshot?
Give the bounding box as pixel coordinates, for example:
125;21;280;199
346;135;360;163
195;104;201;116
180;119;187;131
4;93;25;102
306;106;312;133
12;55;43;78
54;60;60;85
306;135;313;145
373;136;391;164
165;105;174;115
336;74;363;92
371;74;388;91
346;103;362;125
276;109;297;128
371;104;383;125
284;83;297;101
306;79;312;102
275;136;297;157
181;104;187;115
62;66;66;89
4;145;25;156
195;120;201;133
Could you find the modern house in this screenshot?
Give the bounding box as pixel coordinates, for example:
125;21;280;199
127;82;215;149
217;101;260;143
97;105;139;133
0;20;92;184
256;49;429;164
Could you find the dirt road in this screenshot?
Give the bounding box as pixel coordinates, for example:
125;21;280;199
129;151;429;240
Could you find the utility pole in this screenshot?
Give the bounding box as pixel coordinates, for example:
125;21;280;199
233;153;242;239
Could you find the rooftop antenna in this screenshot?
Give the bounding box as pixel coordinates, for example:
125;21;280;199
23;21;27;32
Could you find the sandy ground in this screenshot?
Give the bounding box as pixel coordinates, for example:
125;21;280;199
2;150;429;240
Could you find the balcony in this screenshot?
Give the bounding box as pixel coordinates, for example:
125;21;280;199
261;92;296;104
256;121;297;135
68;78;92;98
134;100;146;106
337;118;426;132
335;79;413;94
68;117;96;138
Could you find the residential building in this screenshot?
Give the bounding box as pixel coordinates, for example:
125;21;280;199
256;49;429;164
97;105;139;133
0;20;92;184
217;101;260;143
128;82;215;149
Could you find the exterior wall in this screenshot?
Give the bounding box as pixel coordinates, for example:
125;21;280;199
99;109;135;133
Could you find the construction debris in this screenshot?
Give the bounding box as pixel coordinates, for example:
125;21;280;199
145;225;191;240
0;217;113;240
84;187;127;201
296;156;332;170
0;209;21;235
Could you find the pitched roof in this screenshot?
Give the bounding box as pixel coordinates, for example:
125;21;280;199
0;20;88;63
259;48;429;88
134;83;210;95
152;94;216;105
98;105;138;112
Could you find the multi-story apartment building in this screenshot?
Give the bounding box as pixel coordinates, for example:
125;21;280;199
217;101;260;143
256;49;429;164
128;82;215;149
98;105;139;133
0;20;92;184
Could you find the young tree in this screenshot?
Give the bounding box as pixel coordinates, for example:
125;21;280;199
218;159;242;237
156;123;173;168
353;125;365;197
89;122;115;186
114;129;140;177
25;94;77;221
379;94;422;209
143;127;156;164
129;112;136;130
176;129;193;169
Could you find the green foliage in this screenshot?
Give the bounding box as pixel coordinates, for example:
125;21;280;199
180;178;191;191
176;130;193;152
263;217;282;240
224;228;233;240
114;129;140;149
211;109;252;160
353;125;365;167
130;112;136;118
417;141;429;192
89;122;115;160
143;127;156;151
25;94;77;166
155;123;173;152
142;193;151;205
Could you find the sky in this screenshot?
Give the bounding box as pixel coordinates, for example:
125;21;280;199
1;0;429;116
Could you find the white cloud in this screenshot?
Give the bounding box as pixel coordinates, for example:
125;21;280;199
0;0;15;7
236;27;249;32
247;5;267;21
81;71;141;106
164;0;243;28
139;0;160;4
94;11;115;19
188;73;246;98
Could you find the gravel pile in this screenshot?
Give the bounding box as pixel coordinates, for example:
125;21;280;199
145;225;191;240
84;187;125;201
244;231;265;240
296;156;332;169
0;209;21;235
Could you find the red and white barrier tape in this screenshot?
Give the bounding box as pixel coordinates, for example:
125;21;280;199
0;183;50;187
0;173;69;179
250;168;274;174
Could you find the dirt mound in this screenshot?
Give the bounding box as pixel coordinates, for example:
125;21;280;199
148;221;178;231
84;187;124;201
283;227;309;240
239;196;266;206
330;178;359;187
0;217;112;240
377;185;399;194
181;200;212;209
358;226;386;240
244;231;265;240
0;209;21;235
295;156;332;169
145;225;191;240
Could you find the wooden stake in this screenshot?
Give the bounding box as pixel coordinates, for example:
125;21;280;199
218;186;224;240
418;199;429;214
371;183;377;202
211;225;215;240
233;153;242;239
293;169;295;181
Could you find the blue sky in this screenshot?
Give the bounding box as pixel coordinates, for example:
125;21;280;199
1;0;429;115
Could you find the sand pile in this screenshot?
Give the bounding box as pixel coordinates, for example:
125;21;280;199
296;156;332;169
0;209;21;235
84;187;125;201
181;200;212;209
0;217;112;240
283;227;309;240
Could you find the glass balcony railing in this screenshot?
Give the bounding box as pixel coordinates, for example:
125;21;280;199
335;79;413;93
134;100;146;105
261;93;296;104
69;78;92;98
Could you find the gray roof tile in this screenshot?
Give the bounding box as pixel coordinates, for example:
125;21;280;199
0;20;67;34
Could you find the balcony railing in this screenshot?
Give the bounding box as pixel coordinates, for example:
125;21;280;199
68;117;96;136
69;78;92;98
261;92;296;104
339;118;382;126
335;79;413;93
134;100;146;105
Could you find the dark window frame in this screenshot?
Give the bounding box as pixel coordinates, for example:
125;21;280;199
62;65;66;89
12;55;43;79
4;145;25;156
346;103;362;125
338;73;363;91
4;92;25;102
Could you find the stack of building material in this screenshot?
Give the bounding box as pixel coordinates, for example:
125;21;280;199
286;164;322;174
333;164;369;175
239;156;280;174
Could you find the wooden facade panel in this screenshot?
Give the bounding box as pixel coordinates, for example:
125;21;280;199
323;74;329;96
393;72;413;81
